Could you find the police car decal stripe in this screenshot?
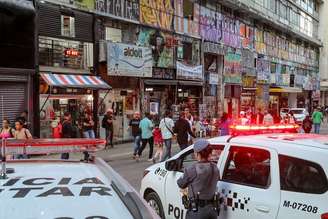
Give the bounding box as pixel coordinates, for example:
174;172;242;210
220;189;251;212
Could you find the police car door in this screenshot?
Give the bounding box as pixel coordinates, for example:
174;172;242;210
164;145;225;219
217;144;280;219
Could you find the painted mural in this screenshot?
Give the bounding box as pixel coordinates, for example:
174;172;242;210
137;28;174;68
95;0;139;21
174;0;200;37
222;15;241;48
224;49;242;84
140;0;174;30
199;6;222;43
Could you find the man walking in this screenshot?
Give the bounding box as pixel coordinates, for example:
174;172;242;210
137;112;154;161
159;110;175;161
312;107;323;134
102;109;114;148
174;112;196;151
61;112;77;160
129;111;141;159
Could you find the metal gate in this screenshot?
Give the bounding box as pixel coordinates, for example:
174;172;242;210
0;82;27;127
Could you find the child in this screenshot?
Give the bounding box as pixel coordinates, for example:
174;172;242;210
152;125;163;163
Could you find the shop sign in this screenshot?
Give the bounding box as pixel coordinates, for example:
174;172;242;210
64;48;79;57
242;75;256;88
137;28;174;68
95;0;139;22
224;50;242;84
177;61;203;81
209;73;219;85
200;6;222;43
107;42;152;77
140;0;174;30
174;0;200;37
152;68;175;79
203;42;226;55
46;0;94;11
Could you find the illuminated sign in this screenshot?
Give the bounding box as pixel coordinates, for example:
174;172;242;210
64;48;79;57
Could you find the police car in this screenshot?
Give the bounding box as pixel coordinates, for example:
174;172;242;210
0;138;159;219
140;124;328;219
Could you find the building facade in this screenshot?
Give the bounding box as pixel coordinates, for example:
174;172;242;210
319;0;328;106
32;0;322;141
0;1;36;132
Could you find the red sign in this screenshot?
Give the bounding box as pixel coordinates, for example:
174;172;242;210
64;48;79;57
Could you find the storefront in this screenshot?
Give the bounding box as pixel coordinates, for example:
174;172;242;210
241;75;257;112
39;73;110;138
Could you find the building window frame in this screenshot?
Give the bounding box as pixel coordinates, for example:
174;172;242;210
61;14;75;38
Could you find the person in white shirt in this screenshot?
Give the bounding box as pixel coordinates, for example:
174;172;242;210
263;110;274;125
239;111;250;125
159;110;175;161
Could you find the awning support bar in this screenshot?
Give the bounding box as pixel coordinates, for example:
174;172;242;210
39;87;52;113
98;89;110;113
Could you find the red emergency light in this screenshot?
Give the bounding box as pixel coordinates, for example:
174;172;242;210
230;124;299;135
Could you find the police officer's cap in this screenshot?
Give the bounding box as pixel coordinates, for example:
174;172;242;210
193;139;210;153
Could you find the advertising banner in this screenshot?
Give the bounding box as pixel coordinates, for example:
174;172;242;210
107;42;152;77
209;73;219;85
200;6;221;43
256;58;270;84
95;0;139;22
46;0;94;10
177;61;203;81
224;50;242;84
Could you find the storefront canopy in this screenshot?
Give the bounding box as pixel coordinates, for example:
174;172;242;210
269;87;302;93
41;73;111;89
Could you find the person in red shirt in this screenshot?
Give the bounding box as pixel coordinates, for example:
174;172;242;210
52;119;62;138
152;125;163;163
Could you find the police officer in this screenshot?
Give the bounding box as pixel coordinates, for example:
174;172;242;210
177;139;220;219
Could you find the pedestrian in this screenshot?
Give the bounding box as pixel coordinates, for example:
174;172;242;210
218;112;230;136
174;112;196;151
263;110;274;125
52;117;62;138
82;110;95;161
302;115;313;133
312;107;323;134
13;119;33;159
159;110;175;161
152;124;163;163
0;119;15;139
254;109;264;125
82;110;95;139
14;119;32;140
239;111;249;125
128;111;141;159
16;110;28;129
102;109;114;148
136;112;154;162
177;139;220;219
61;112;77;160
184;108;194;145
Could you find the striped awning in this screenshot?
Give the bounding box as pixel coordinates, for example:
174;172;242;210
40;73;111;89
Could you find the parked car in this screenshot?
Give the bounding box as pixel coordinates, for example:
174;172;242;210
289;108;309;124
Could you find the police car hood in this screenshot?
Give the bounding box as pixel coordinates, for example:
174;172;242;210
0;159;157;219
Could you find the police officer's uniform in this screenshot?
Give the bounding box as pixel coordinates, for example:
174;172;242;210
177;139;220;219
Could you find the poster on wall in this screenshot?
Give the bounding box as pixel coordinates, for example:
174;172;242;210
223;50;242;84
140;0;174;30
177;61;203;81
150;102;159;115
138;28;175;68
209;73;219;85
107;42;152;77
95;0;139;21
199;6;222;43
256;58;270;84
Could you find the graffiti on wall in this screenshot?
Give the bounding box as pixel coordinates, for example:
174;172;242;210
200;6;222;43
95;0;139;21
137;28;174;68
174;0;199;37
224;49;242;83
140;0;174;30
222;15;241;48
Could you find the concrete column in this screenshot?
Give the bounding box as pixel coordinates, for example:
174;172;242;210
288;93;297;108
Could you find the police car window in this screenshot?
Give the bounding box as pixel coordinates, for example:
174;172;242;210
182;145;225;169
222;146;271;188
279;155;328;194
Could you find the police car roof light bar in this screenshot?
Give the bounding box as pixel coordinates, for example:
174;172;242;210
4;138;106;156
229;124;299;136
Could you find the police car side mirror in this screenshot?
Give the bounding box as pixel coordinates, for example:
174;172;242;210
165;159;183;171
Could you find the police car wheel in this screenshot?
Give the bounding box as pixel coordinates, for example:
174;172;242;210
145;192;165;219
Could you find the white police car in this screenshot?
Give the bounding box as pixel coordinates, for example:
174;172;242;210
0;138;159;219
140;125;328;219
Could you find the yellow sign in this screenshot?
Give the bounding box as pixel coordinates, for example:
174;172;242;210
140;0;174;30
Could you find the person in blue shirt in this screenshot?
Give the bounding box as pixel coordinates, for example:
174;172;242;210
136;112;154;162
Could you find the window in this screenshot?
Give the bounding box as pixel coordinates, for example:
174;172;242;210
183;0;194;20
222;146;271;188
279;155;328;194
267;0;276;12
61;15;75;37
279;2;288;20
183;42;193;62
